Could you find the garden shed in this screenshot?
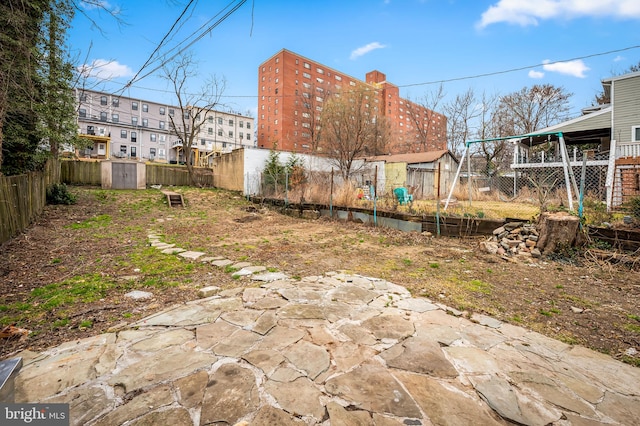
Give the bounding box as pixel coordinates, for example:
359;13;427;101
367;150;459;199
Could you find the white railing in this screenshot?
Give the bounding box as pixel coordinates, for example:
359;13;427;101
616;143;640;158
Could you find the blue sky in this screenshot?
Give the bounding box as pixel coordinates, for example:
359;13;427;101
69;0;640;119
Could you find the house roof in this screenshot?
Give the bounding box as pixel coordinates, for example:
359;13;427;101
366;149;456;164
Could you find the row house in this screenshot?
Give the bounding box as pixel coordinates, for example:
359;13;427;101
75;89;255;165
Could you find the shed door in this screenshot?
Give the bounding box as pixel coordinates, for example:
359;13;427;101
112;163;137;189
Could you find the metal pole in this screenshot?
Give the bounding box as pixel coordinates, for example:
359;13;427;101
445;144;467;210
558;134;575;211
467;144;472;207
578;154;587;224
285;170;289;207
330;168;334;218
436;163;441;237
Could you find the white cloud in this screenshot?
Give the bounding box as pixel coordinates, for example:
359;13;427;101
614;55;625;62
78;59;134;80
528;70;545;79
350;42;387;60
542;59;590;78
478;0;640;28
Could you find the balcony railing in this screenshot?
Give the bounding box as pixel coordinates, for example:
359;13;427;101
616;143;640;158
514;146;610;167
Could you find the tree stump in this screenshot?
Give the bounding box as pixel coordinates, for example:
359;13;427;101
536;212;581;254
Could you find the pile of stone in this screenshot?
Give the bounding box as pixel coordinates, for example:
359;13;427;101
479;221;542;259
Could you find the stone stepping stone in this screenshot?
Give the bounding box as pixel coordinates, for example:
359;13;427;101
251;272;289;282
125;290;154;301
151;242;175;249
199;256;225;263
162;247;186;254
231;261;252;269
211;259;233;267
233;266;267;277
198;286;220;298
178;251;206;260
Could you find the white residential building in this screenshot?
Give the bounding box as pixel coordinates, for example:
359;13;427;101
75;89;255;165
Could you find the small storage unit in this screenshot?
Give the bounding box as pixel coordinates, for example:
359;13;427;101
101;160;146;189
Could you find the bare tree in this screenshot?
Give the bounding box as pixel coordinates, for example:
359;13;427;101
471;91;512;177
162;52;225;186
404;84;446;152
443;88;480;158
319;84;390;180
494;84;572;135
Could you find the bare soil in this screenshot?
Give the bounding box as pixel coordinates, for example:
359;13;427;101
1;186;639;366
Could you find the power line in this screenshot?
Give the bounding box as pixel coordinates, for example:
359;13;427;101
399;45;640;88
129;0;248;86
122;0;197;92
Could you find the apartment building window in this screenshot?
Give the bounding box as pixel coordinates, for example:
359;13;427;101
228;131;233;138
316;96;323;102
159;107;165;115
168;108;174;116
228;119;233;126
275;88;278;95
317;68;324;74
79;108;86;118
112;113;119;123
100;111;107;121
239;132;243;139
316;77;324;84
303;72;310;79
120;145;127;155
275;68;279;74
183;111;189;119
634;126;640;142
303;92;310;99
150;133;156;142
218;117;223;125
274;119;278;125
239;120;244;128
208;127;213;135
208;116;213;123
131;131;137;142
80;93;87;102
201;139;206;146
350;81;356;86
132;102;138;110
132;117;138;126
150;148;156;158
159;121;165;129
141;118;148;127
218;129;223;136
112;98;119;107
246;122;250;129
246;133;250;140
303;62;310;69
159;135;166;142
131;146;137;157
100;95;107;105
120;130;127;138
142;104;148;112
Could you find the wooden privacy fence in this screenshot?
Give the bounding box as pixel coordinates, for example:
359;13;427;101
61;160;215;187
0;160;60;244
61;160;101;185
146;165;214;187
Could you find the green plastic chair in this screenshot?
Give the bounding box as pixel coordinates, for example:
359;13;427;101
393;187;413;205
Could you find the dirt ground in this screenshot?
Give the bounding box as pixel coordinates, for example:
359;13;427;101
1;186;639;367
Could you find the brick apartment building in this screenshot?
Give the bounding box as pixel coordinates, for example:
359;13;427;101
75;89;255;165
257;49;447;155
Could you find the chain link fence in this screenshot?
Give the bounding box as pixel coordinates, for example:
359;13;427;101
247;154;614;226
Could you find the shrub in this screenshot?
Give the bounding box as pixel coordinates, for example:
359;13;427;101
47;183;77;205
